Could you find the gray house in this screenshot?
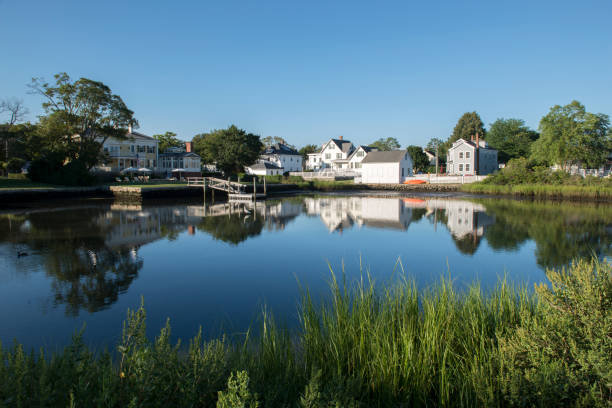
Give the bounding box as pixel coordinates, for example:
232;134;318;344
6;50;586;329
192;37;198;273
446;136;498;176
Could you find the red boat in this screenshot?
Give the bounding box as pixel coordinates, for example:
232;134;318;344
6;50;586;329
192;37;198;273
403;179;427;185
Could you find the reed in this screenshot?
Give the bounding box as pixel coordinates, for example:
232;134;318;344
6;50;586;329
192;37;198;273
462;182;612;200
0;259;610;407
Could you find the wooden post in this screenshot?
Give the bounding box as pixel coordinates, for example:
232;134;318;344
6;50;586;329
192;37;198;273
203;177;206;201
212;187;215;202
263;177;267;195
253;177;256;201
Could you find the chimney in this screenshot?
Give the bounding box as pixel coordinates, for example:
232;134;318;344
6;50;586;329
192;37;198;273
339;135;343;140
185;141;193;152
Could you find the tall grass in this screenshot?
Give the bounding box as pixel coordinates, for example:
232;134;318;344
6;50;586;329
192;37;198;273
0;259;610;407
462;182;612;200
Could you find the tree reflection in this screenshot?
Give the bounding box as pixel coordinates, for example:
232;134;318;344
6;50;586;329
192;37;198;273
0;206;143;316
480;200;612;268
196;214;264;245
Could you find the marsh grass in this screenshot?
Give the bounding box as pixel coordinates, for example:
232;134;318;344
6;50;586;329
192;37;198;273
462;183;612;200
0;259;610;407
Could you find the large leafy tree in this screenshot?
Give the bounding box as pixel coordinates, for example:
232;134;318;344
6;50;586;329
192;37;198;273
29;72;136;170
192;125;262;175
530;101;611;169
406;145;429;173
153;131;183;153
262;136;292;148
449;112;486;144
487;118;539;163
369;137;400;151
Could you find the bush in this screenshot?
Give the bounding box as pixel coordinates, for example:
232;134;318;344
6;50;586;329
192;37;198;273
6;157;25;173
28;154;96;186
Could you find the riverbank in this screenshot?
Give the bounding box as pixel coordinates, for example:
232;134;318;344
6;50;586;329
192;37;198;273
462;182;612;201
0;258;608;407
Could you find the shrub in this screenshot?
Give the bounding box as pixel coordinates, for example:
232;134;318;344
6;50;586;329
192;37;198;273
6;157;25;173
28;154;96;186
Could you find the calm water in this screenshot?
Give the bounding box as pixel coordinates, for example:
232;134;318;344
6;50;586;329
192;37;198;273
1;193;611;349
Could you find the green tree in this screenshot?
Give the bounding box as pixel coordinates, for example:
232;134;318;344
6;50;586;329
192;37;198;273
0;98;29;175
192;125;262;175
531;100;611;169
487;118;539;163
449;112;486;144
426;137;447;164
369;137;400;151
28;72;136;172
299;144;319;167
153;131;183;153
406;145;429;173
262;136;291;148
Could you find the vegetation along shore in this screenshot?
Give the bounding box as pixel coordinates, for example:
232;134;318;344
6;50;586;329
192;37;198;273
1;258;609;407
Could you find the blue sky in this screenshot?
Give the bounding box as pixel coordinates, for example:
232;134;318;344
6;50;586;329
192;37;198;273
1;0;611;147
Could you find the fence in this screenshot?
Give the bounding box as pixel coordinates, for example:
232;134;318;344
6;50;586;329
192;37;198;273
403;175;489;184
289;170;358;180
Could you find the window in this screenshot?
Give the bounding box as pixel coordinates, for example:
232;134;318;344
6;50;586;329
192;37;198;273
336;153;342;159
325;153;331;159
356;151;364;157
355;163;361;169
466;151;470;159
459;152;463;159
130;145;135;153
465;164;470;172
402;168;404;177
459;164;463;171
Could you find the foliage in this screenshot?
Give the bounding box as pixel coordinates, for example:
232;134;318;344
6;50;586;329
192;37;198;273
486;118;539;163
0;259;610;406
531;100;611;168
6;157;25;173
426;137;447;163
191;125;262;175
406;145;429;172
299;144;319;164
217;371;259;408
449;111;486;144
369;137;400;151
152;131;183;153
261;136;292;148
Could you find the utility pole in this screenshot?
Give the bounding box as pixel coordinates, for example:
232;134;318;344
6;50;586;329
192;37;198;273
435;143;439;177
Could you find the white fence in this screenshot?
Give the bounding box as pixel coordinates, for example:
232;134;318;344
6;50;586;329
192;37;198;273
289;170;358;180
403;175;489;184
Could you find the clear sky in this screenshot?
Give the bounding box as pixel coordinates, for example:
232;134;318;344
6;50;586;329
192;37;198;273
1;0;611;147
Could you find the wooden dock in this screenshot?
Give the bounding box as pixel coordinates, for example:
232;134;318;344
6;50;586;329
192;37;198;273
187;176;267;201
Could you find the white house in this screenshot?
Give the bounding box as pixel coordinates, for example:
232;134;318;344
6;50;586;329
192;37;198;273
347;145;376;175
446;136;498;176
360;150;413;184
245;162;284;176
260;143;302;173
306;137;355;170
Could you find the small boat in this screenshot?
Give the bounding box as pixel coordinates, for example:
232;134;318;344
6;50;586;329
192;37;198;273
403;179;427;185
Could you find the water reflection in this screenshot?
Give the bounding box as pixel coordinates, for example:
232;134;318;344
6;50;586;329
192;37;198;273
1;195;611;316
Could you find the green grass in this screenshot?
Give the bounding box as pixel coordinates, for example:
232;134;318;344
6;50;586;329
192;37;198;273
462;182;612;200
0;174;61;190
1;259;610;407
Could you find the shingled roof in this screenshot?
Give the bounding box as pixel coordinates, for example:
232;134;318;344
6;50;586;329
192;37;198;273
361;150;408;163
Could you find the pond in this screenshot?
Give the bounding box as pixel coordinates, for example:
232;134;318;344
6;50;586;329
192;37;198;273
1;193;611;350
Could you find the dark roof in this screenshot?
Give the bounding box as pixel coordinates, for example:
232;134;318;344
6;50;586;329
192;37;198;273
361;150;408;163
347;145;377;160
127;131;156;141
159;151;200;158
249;162;283;170
264;143;300;156
330;139;354;154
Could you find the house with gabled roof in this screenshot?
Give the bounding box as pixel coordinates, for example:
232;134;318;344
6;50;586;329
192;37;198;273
261;143;302;173
446;135;498;176
347;145;377;174
360;150;413;184
306;136;356;171
97;125;159;172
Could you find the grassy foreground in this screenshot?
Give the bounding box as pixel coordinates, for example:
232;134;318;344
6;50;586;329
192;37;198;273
1;260;610;407
462;183;612;200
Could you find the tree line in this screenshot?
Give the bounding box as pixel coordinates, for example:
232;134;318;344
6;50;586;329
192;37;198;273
2;72;610;184
426;102;611;172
